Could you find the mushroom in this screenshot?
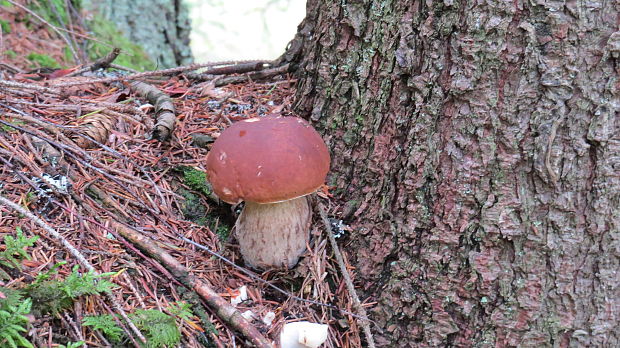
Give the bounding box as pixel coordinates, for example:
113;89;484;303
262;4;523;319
206;115;330;269
280;321;329;348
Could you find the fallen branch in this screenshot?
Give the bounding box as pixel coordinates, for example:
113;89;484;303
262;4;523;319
0;80;61;95
187;61;270;80
0;194;147;345
317;202;376;348
214;64;290;87
52;60;272;88
111;221;274;348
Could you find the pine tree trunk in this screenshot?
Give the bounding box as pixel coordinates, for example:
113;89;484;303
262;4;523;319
282;0;620;346
82;0;192;67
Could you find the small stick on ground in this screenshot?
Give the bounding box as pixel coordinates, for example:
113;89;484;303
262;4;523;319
67;48;121;77
317;202;376;348
111;221;274;348
0;194;147;346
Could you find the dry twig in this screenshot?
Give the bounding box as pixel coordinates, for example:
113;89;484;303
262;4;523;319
317;202;377;348
67;47;121;77
214;64;290;86
0;80;61;95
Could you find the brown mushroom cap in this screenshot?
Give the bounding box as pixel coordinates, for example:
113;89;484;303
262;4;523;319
206;116;330;204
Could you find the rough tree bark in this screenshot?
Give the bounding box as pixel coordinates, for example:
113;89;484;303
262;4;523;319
82;0;192;67
281;0;620;346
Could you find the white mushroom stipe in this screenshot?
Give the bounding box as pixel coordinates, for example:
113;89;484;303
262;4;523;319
280;321;329;348
236;197;311;269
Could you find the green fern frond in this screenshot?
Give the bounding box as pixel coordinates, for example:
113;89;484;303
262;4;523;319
32;261;65;285
0;297;33;348
82;315;123;343
131;309;181;348
166;301;194;321
0;287;23;309
0;227;39;270
84;309;183;347
27;265;117;315
61;266;116;298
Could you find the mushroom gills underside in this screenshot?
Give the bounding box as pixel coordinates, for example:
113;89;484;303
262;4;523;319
236;196;312;269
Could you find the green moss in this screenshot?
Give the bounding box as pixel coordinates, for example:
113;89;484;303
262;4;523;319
178;188;206;223
195;213;230;241
181;167;211;196
30;0;68;25
175;167;230;239
0;0;12;7
0;19;10;34
26;53;61;68
355;113;365;124
86;15;155;71
0;119;24;133
213;222;230;241
343;129;357;145
4;50;16;59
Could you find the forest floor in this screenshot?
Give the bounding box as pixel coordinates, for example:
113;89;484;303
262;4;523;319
0;2;367;347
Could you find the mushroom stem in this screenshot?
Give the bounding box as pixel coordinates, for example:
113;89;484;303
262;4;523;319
236;196;312;269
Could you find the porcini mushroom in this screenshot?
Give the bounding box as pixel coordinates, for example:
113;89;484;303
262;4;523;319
206;115;330;269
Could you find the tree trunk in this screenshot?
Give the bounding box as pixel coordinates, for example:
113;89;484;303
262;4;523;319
282;0;620;346
82;0;192;67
